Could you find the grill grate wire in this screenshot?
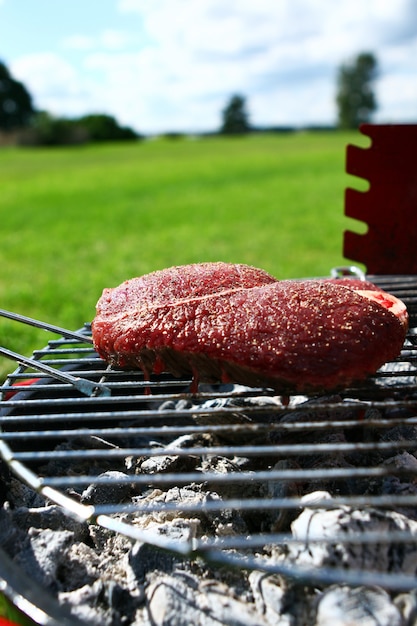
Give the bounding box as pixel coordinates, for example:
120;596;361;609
1;275;417;593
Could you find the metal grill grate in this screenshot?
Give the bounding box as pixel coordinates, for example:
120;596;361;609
1;274;417;600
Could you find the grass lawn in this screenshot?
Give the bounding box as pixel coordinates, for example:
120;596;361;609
0;130;366;380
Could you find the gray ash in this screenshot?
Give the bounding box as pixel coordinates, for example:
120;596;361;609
2;382;417;625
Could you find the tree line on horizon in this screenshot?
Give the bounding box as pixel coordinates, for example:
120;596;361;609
0;60;141;146
0;52;378;145
221;52;378;135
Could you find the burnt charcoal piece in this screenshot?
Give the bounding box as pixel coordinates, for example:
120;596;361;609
59;579;132;626
0;461;10;505
129;536;184;583
92;263;408;394
315;586;402;626
14;528;74;591
289;491;417;575
80;471;135;505
146;573;265;626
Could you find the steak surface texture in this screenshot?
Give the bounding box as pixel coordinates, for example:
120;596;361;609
92;263;408;393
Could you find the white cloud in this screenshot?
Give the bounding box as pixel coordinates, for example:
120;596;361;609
12;53;79;99
377;71;417;122
8;0;417;133
100;29;131;50
11;53;101;117
114;0;417;131
62;29;130;52
62;35;95;51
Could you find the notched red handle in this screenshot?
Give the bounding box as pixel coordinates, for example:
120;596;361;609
344;123;417;274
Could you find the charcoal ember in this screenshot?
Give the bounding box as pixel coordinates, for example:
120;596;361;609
302;440;362;499
81;471;135;504
394;590;417;624
147;573;268;626
131;486;248;536
129;542;179;584
262;460;302;532
249;572;296;626
200;455;259;501
7;475;46;508
270;395;353;446
376;361;417;388
140;453;184;474
267;396;361;497
85;524;135;585
345;408;417;460
14;528;74;591
383;450;417;477
314;585;402;626
128;519;195;583
381;423;417;446
10;504;89;540
254;578;317;626
357;446;417;514
57;527;145;620
58;541;102;590
199;383;300;409
43;441;126;483
158;397;195;412
166;482;249;536
126;433;214;475
199;392;282;411
168;432;217;449
139;435;202;475
208;501;249;537
193;392;282;431
301;431;352;473
382;475;417;497
0;460;10;505
0;505;26;552
289;491;417;575
132;486;203;523
158;384;286;443
59;579;138;626
381;475;417;521
365;426;417;497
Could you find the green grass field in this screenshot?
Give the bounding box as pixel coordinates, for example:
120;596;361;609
0;130;367;380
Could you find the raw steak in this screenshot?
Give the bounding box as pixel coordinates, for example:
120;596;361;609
92;263;408;393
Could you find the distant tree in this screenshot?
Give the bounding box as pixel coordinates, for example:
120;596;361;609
220;94;250;134
19;111;141;146
27;111;88;146
336;52;378;129
78;114;139;142
0;60;35;130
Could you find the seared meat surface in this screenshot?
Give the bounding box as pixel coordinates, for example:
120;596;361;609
92;263;408;393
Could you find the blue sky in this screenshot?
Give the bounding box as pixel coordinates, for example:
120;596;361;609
0;0;416;134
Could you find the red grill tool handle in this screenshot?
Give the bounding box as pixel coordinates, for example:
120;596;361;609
344;124;417;274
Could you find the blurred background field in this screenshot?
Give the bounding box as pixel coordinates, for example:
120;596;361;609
0;130;365;380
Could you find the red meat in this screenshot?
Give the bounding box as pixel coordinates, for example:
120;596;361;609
96;262;277;319
324;277;383;291
92;263;408;393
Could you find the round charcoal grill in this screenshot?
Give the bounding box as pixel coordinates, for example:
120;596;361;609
1;274;417;625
